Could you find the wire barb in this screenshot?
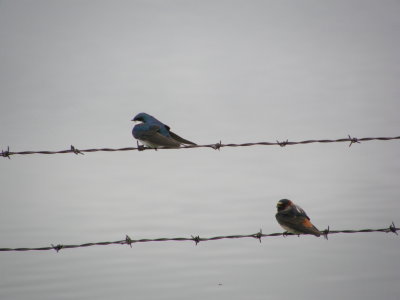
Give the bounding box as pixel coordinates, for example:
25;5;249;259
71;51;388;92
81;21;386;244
254;229;263;243
212;140;222;150
348;135;361;147
276;139;289;147
323;226;330;240
70;145;84;155
1;146;11;159
51;244;63;253
125;235;133;247
389;222;398;235
191;235;201;245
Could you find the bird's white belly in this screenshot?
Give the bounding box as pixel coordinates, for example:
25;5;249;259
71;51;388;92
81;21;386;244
280;224;301;234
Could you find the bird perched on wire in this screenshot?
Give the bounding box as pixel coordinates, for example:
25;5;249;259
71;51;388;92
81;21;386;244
275;199;321;237
132;112;197;148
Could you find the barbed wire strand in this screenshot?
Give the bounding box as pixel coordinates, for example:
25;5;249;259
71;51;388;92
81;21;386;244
0;222;397;252
1;135;399;158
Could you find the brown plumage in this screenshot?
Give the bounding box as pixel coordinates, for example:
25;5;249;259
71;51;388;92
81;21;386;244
275;199;321;237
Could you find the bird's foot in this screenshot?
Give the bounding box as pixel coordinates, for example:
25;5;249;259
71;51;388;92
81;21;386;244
136;141;146;151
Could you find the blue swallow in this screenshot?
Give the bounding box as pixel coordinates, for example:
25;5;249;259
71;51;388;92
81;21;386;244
132;112;196;148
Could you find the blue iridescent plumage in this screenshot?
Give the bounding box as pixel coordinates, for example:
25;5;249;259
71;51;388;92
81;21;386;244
132;113;196;148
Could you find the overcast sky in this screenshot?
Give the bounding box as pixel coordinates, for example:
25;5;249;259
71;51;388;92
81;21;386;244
1;1;400;299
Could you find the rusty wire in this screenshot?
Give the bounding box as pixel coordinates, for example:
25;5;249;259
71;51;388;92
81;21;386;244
1;135;399;158
0;222;397;252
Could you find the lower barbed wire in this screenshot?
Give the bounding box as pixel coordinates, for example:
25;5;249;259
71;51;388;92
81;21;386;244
0;223;397;252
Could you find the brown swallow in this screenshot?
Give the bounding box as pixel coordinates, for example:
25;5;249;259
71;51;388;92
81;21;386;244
276;199;321;237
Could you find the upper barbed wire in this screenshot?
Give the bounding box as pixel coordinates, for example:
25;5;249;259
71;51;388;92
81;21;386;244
1;135;400;158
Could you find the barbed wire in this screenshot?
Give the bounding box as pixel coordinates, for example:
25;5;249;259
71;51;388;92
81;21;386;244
1;135;399;158
0;222;397;252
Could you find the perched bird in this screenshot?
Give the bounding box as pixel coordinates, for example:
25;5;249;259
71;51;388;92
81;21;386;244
275;199;321;237
132;112;196;148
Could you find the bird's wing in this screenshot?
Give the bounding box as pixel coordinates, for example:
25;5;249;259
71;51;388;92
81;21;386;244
276;214;321;237
140;125;182;148
292;204;311;220
169;131;197;145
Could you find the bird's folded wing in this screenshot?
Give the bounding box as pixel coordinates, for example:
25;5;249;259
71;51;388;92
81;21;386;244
141;126;182;147
169;131;196;145
276;214;320;236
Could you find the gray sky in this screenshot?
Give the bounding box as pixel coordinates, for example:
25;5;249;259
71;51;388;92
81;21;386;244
1;1;400;299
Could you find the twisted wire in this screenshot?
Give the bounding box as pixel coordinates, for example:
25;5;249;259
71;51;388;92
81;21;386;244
0;223;397;252
1;135;399;158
